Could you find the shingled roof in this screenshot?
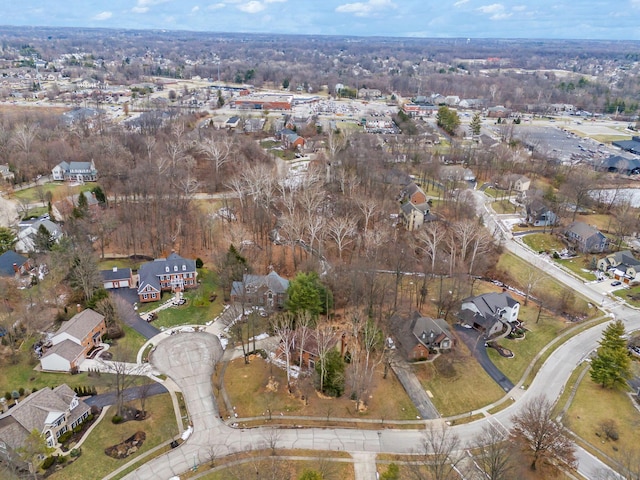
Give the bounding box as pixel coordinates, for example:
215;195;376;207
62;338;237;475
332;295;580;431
55;309;105;344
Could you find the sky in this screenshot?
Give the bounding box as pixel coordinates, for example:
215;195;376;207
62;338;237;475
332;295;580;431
4;0;640;40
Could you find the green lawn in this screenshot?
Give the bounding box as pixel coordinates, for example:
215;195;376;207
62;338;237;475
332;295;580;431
415;342;505;416
12;182;88;203
521;233;565;253
107;326;147;362
492;199;521;214
556;257;597;281
148;269;225;329
49;394;179;480
198;458;354;480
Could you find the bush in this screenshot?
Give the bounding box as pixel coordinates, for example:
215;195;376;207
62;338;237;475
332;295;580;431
41;456;57;469
195;257;204;268
73;425;82;434
58;431;73;444
4;392;10;401
70;448;81;458
112;415;123;424
18;387;24;396
57;455;67;464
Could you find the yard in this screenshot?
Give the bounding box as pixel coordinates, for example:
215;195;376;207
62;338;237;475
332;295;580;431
49;394;179;480
12;182;89;204
556;256;597;281
107;326;147;362
196;457;354;480
218;356;420;423
565;368;640;468
412;342;505;417
521;233;566;253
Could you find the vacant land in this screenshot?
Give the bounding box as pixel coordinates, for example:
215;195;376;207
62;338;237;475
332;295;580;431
50;394;179;480
196;457;354;480
219;356;419;423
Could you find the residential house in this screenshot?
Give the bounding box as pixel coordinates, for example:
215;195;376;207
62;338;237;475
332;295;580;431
440;165;476;183
277;128;305;150
499;174;531;192
225;116;241;129
0;251;31;277
51;159;98;182
231;270;289;310
284;328;341;371
15;217;64;253
100;267;133;289
0;164;14;182
244;118;265;133
487;105;511;118
358;88;382;99
526;199;557;227
137;252;197;303
457;292;520;339
564;221;610;253
0;385;91;454
40;309;107;372
598;250;640;284
391;311;454;362
398;182;433;231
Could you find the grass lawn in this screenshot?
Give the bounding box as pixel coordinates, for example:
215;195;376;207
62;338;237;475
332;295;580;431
565;373;640;465
556;256;597;281
521;233;565;253
107;325;147;362
487;305;577;384
220;356;419;422
413;342;505;417
97;258;143;271
483;187;500;198
575;213;612;232
493;199;521;214
50;394;179;480
148;269;225;329
12;182;88;203
196;457;354;480
615;285;640;307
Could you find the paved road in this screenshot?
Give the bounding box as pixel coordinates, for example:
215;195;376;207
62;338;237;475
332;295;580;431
84;383;168;408
389;359;440;419
112;289;160;339
454;325;514;392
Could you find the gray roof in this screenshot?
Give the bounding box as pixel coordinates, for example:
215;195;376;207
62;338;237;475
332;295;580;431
0;251;28;276
42;339;86;362
100;267;132;282
55;309;105;343
461;292;518;319
565;221;603;240
231;270;289;297
607;250;640;268
391;312;451;359
137;252;196;294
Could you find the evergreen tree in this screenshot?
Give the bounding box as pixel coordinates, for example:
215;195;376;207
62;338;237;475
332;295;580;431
286;271;332;317
436;106;460;136
470;112;482;136
0;227;16;254
590;320;631;389
316;349;345;397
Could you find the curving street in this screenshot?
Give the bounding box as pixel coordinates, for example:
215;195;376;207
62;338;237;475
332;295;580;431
120;192;640;480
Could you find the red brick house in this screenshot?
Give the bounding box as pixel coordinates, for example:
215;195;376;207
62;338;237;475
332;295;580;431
137;252;197;303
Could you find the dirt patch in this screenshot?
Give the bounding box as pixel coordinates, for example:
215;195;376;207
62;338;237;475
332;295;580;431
104;431;146;459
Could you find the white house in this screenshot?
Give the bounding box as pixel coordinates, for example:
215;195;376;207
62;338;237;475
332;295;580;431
51;160;98;182
15;218;63;253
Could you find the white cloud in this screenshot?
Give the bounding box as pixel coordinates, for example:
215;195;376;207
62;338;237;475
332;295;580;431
490;12;512;20
192;5;200;12
336;0;397;17
137;0;173;6
477;3;504;14
237;1;265;13
513;5;526;11
132;6;149;13
207;3;226;9
632;0;640;8
92;11;113;20
265;0;287;3
453;0;469;6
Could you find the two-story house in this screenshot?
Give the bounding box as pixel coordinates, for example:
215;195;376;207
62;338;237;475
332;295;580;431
40;309;107;372
398;182;434;231
526;199;558;227
391;311;454;362
231;270;289;310
598;250;640;284
564;221;609;253
51;160;98;182
137;252;197;303
457;291;520;339
0;384;91;455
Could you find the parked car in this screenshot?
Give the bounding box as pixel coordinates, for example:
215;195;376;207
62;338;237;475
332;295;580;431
611;280;622;287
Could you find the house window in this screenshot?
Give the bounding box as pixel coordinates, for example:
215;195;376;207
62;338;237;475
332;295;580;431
165;266;169;273
182;265;186;271
143;294;148;299
174;266;178;272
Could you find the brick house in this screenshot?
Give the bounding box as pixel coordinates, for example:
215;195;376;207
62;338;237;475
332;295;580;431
398;182;433;231
0;384;91;454
137;252;197;303
391;311;454;362
40;309;107;372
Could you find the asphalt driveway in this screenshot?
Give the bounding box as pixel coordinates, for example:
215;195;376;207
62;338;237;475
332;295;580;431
111;289;160;340
454;325;514;392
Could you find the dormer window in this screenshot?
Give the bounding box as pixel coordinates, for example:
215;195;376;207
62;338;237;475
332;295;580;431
174;265;178;272
165;266;169;273
182;265;186;271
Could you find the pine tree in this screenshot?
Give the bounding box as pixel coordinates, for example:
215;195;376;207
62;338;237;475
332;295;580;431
590;320;631;389
470;112;482;136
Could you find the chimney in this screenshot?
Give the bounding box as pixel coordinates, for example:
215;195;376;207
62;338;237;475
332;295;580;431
12;263;19;274
76;304;82;313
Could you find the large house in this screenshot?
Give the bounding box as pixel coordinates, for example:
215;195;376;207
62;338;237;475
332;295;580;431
137;252;197;303
15;217;64;253
564;221;609;253
51;160;98;182
40;309;107;372
391;311;453;361
457;292;520;339
526;199;557;227
231;270;289;310
0;384;91;455
598;250;640;284
398;182;433;231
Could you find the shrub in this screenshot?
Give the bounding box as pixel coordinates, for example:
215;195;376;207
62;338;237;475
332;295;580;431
112;415;123;424
70;448;81;458
195;257;204;268
57;455;67;464
58;431;73;444
18;387;24;396
41;456;57;469
73;425;82;434
4;392;10;401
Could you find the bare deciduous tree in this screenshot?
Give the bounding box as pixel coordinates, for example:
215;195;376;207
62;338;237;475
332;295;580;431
408;423;462;480
470;423;514;480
